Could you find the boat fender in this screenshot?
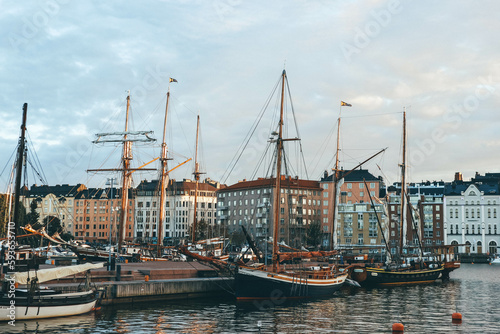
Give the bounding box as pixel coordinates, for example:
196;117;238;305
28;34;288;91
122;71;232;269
392;323;404;333
452;312;462;324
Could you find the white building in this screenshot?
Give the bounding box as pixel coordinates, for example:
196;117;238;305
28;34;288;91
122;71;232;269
444;180;500;255
135;179;219;244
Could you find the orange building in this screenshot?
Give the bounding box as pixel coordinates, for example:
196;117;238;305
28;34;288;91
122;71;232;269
73;188;134;244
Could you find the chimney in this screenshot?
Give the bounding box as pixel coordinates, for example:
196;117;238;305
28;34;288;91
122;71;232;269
454;172;463;182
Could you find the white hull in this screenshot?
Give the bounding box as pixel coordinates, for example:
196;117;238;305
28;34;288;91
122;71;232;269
0;299;97;321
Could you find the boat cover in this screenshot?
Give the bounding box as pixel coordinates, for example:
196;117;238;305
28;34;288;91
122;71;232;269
6;262;104;284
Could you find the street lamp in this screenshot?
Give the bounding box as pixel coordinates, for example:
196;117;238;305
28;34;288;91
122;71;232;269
106;177;117;270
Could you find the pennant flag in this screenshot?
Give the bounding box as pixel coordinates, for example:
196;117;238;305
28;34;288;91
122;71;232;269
169;78;178;83
341;101;352;107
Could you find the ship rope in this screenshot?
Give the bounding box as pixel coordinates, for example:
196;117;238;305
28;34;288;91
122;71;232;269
184;259;235;296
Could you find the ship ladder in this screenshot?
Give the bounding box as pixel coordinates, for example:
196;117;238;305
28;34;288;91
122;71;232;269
291;273;308;297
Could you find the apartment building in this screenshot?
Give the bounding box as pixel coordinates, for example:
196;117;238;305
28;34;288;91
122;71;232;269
217;176;323;248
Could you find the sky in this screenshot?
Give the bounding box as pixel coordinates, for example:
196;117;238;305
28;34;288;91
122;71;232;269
1;0;500;191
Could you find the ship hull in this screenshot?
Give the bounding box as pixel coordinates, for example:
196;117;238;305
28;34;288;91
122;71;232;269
362;265;444;286
0;290;98;321
235;267;347;300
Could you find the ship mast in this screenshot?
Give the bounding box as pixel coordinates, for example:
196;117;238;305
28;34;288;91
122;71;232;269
272;70;286;272
157;87;172;257
117;95;132;253
191;115;202;244
330;111;341;250
399;109;407;259
13;103;28;236
88;93;156;253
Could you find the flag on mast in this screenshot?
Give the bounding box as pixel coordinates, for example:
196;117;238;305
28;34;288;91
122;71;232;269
169;78;178;83
341;101;352;107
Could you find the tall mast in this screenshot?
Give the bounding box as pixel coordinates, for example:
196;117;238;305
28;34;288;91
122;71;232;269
118;94;132;253
157;87;171;256
272;70;286;272
191;115;201;244
399;109;407;258
330;111;341;250
88;93;156;249
13;103;28;234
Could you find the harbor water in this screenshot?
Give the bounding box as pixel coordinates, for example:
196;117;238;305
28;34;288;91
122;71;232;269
1;263;499;333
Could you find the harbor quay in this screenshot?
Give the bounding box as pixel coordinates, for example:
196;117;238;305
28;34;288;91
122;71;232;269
36;261;234;305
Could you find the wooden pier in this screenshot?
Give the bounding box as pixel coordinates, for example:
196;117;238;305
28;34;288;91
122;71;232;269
40;261;234;305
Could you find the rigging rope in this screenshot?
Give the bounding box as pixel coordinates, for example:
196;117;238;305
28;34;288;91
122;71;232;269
220;75;282;184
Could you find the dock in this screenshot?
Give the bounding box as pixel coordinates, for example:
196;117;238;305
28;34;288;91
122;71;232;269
41;261;234;305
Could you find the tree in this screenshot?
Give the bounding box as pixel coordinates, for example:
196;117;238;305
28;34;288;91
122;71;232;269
43;216;62;236
25;199;41;229
306;221;323;250
230;231;246;248
59;231;74;242
190;219;209;242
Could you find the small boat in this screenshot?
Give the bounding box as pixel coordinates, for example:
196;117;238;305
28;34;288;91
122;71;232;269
0;262;103;321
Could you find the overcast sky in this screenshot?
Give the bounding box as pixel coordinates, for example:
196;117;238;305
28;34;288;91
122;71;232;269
1;0;499;191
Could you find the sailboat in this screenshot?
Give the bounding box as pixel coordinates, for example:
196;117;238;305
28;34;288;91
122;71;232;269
234;70;348;300
1;104;103;321
0;263;103;321
360;110;445;286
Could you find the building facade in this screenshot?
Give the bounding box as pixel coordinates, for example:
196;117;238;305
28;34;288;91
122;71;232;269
217;176;323;248
134;178;219;244
21;184;86;235
320;169;385;250
386;182;444;255
73;188;134;244
444;173;500;255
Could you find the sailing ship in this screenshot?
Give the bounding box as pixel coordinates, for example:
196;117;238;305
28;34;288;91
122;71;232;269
359;110;446;286
1;103;103;320
234;70;348;300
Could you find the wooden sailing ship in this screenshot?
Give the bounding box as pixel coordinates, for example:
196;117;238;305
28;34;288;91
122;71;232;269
234;70;348;300
359;110;446;286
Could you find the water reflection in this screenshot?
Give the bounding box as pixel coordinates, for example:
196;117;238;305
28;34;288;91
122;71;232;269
1;264;499;333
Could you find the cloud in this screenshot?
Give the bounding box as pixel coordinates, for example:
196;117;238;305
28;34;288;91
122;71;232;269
1;0;500;190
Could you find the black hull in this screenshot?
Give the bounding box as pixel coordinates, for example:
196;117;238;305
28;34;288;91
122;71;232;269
362;265;444;286
235;267;346;300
